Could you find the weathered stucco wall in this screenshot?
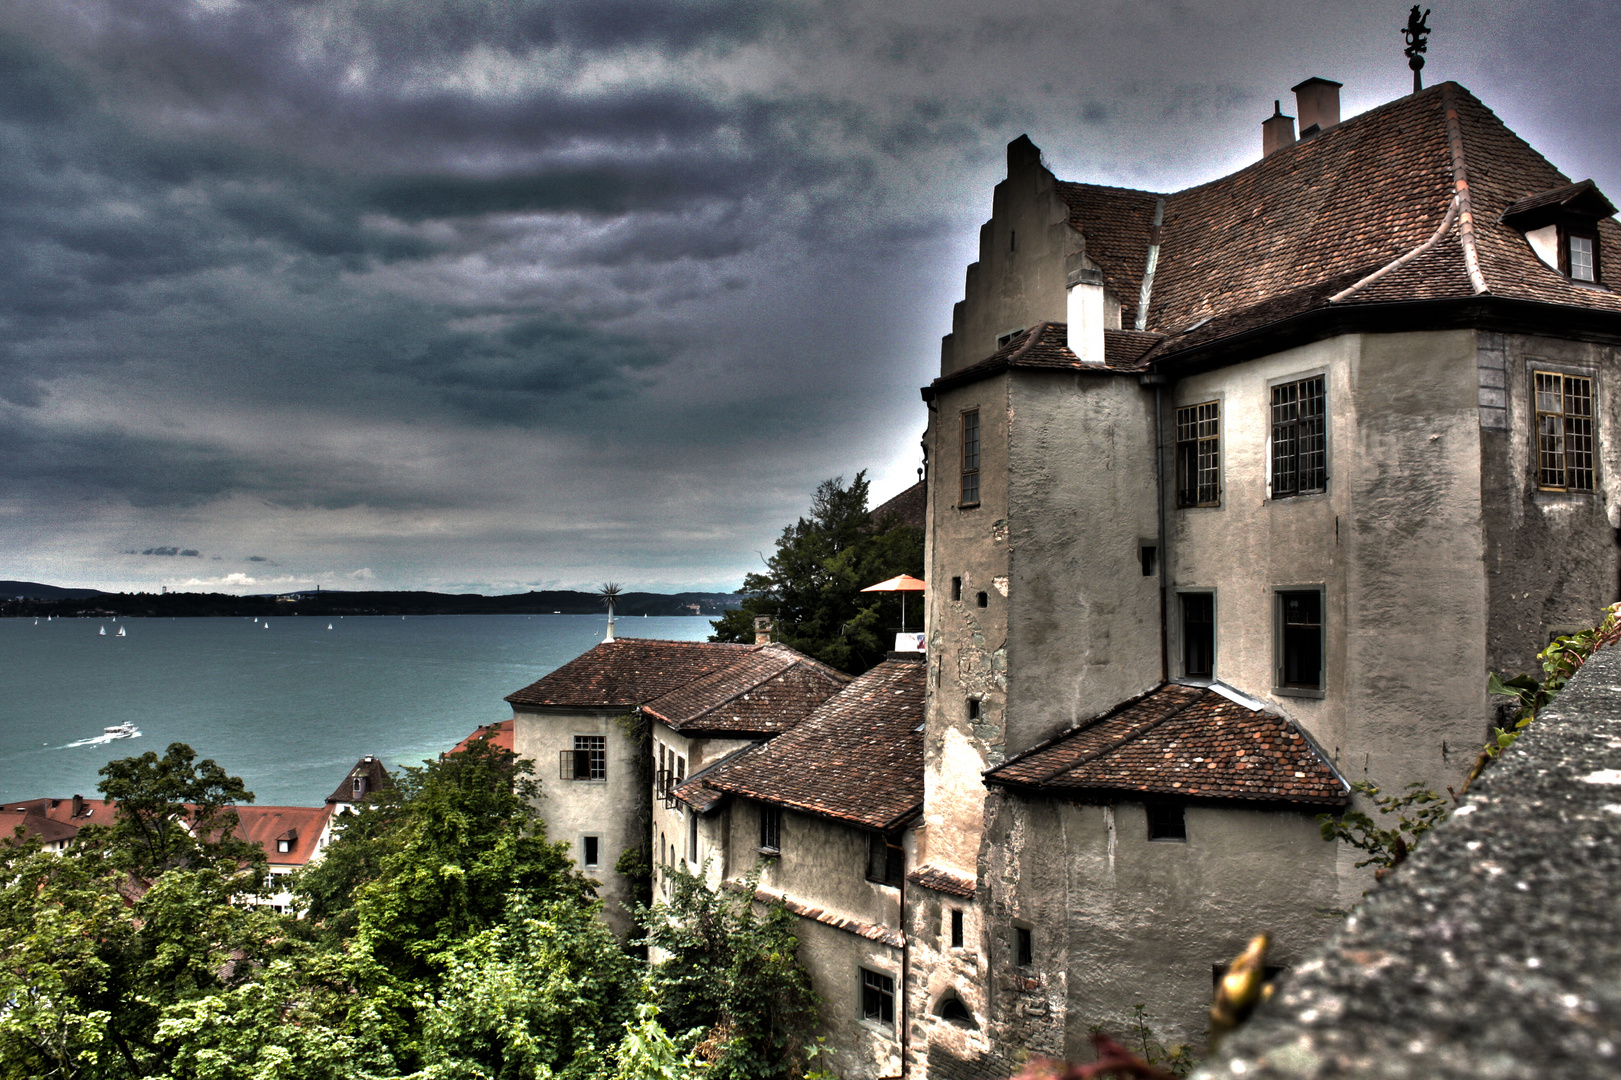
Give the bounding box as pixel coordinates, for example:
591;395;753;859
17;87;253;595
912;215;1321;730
925;374;1012;877
1166;331;1486;803
1005;370;1162;752
1481;331;1621;682
982;793;1340;1056
511;705;643;935
941;138;1080;375
789;917;905;1080
650;725;753;885
905;883;990;1079
725;799;904;930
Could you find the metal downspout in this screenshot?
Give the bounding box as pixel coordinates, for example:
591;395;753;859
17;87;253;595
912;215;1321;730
1155;384;1169;682
899;865;909;1079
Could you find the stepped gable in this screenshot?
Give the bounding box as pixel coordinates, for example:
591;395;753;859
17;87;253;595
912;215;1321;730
504;638;753;709
225;805;334;866
986;683;1348;807
697;655;925;831
641;642;851;735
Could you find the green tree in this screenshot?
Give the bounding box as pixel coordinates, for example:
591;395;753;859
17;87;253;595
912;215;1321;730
94;742;260;878
710;472;924;674
641;866;819;1080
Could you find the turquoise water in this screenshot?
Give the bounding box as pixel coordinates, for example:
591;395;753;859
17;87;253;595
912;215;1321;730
0;614;714;806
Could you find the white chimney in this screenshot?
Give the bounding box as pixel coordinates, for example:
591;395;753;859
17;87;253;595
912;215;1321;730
1066;266;1105;365
1292;77;1342;138
1262;100;1296;157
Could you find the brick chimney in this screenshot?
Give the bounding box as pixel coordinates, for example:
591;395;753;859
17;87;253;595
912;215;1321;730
1262;100;1296;157
1292;77;1342;138
72;793;84;818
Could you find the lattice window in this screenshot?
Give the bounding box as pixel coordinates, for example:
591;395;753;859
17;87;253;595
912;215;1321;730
861;969;895;1026
1270;376;1327;497
1175;401;1221;507
1536;371;1595;492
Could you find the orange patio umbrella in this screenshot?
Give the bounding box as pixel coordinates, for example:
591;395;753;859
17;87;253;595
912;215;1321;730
860;574;926;635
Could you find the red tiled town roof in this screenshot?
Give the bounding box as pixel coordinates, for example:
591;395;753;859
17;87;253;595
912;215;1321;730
986;683;1348;807
938;82;1621;391
228;805;334;867
697;655;925;830
505;638;756;709
0;796;116;847
449;718;514;755
326;755;392;805
642;643;850;735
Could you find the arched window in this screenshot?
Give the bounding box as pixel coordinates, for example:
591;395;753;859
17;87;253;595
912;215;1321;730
936;995;976;1028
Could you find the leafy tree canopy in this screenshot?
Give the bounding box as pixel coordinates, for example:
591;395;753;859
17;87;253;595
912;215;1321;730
710;471;924;674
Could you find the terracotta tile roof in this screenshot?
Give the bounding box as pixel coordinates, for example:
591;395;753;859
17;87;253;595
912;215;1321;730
0;796;118;846
727;881;906;948
986;683;1348;807
448;718;514;756
642;643;850;734
907;863;975;897
943;82;1621;389
871;480;926;531
228;804;334;867
698;655;925;830
933;323;1164;392
505;638;756;709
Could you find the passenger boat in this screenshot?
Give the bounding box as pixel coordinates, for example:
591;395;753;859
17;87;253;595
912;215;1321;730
103;723;139;739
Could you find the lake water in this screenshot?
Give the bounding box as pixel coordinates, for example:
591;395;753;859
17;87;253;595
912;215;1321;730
0;614;714;806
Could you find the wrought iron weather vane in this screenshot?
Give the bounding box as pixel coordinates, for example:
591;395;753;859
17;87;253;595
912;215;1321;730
1403;5;1432;93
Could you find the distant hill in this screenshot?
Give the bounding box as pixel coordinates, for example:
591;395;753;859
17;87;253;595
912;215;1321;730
0;586;742;619
0;580;104;601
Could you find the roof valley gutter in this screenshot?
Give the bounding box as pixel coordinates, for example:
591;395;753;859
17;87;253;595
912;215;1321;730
1441;83;1490;295
1328;194;1460;303
1135;198;1166;331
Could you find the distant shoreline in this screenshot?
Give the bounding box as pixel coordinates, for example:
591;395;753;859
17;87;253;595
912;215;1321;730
0;588;743;620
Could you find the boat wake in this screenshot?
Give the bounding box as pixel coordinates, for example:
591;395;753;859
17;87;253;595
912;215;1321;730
60;731;143;749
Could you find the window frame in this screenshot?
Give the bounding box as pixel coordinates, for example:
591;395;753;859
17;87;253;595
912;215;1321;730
959;409;981;507
1559;226;1601;282
1146;802;1187;842
581;834;601;868
1275;587;1326;697
1268;374;1329;500
758;804;782;856
950;908;965;949
860;967;896;1028
1174;400;1222;508
561;734;607;781
1178;590;1215;681
1534;369;1596;493
865;831;905;887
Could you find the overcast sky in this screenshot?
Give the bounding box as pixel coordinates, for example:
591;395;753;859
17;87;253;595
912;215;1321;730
3;0;1618;595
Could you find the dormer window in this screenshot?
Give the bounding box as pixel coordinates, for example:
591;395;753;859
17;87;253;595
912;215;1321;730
1501;180;1614;285
277;838;292;854
352;776;365;799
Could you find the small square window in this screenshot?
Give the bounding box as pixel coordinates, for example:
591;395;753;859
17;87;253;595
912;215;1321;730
866;832;904;886
1147;802;1186;841
1015;926;1033;967
276;838;291;854
951;576;963;602
950;909;965;949
861;968;896;1026
582;835;600;867
967;698;980;720
976;591;988;608
1140;544;1158;577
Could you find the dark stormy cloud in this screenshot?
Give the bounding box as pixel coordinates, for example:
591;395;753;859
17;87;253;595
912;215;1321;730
3;0;1618;593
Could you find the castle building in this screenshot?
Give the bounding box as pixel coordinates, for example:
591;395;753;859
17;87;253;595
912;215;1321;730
906;75;1621;1072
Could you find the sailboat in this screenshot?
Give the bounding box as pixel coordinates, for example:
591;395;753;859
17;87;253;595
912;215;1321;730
263;622;269;630
98;626;106;636
326;624;333;630
116;626;126;638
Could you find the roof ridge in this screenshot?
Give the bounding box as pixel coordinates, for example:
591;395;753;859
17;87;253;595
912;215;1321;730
660;651;806;720
988;681;1173;777
1441;82;1490;295
1011;322;1049;361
